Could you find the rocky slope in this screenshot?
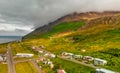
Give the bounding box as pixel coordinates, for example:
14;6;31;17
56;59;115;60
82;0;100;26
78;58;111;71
24;11;120;39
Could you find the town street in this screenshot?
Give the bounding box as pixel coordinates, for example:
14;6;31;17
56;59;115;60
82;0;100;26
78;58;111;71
7;44;16;73
31;59;44;73
58;56;99;69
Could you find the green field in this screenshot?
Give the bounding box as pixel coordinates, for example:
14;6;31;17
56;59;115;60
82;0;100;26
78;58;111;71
0;44;7;53
11;42;35;56
40;58;95;73
18;20;120;72
0;18;120;73
0;64;8;73
11;42;38;61
15;62;37;73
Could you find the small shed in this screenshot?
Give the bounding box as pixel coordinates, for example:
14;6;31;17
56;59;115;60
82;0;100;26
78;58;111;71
61;52;68;56
96;68;116;73
94;58;107;66
16;53;34;58
50;54;56;58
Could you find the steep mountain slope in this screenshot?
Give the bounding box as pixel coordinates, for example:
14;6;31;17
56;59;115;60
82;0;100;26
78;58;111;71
20;11;120;72
24;11;120;39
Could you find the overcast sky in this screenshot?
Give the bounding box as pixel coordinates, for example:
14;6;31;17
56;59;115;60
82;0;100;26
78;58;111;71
0;0;120;36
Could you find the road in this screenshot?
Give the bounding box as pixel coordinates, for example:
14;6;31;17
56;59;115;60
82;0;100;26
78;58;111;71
7;44;16;73
58;56;100;69
31;59;44;73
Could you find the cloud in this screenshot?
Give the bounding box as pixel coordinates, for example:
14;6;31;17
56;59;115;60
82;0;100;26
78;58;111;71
0;0;120;36
0;23;33;31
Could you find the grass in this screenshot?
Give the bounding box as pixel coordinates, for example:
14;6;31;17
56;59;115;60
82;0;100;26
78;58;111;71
26;21;85;39
0;44;7;54
11;42;35;56
51;58;95;73
38;58;94;73
15;62;37;73
16;26;120;73
0;64;8;73
19;23;120;72
1;19;120;72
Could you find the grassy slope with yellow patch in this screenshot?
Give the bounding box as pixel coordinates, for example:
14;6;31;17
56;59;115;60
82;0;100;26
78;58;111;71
9;14;120;73
15;62;37;73
0;64;8;73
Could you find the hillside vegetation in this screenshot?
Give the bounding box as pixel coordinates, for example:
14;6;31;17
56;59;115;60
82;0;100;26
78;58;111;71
11;12;120;73
25;21;85;39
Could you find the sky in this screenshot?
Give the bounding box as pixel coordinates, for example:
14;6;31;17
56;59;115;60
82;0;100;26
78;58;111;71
0;0;120;36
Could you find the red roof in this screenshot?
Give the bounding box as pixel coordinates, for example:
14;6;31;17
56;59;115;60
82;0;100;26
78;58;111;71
57;70;66;73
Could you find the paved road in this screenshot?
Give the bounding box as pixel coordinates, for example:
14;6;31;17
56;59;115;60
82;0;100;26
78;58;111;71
14;57;45;64
31;59;43;73
7;44;16;73
58;56;100;69
14;59;29;64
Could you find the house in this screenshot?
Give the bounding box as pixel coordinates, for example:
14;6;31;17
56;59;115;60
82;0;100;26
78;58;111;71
44;53;49;56
96;68;116;73
42;60;48;64
48;61;52;65
57;69;66;73
0;54;7;62
67;53;74;56
16;53;34;58
31;46;44;53
3;56;7;62
61;52;74;59
50;63;54;69
66;53;74;59
61;52;68;56
83;56;94;61
74;55;83;59
38;50;44;54
0;56;3;62
94;58;107;66
49;54;56;58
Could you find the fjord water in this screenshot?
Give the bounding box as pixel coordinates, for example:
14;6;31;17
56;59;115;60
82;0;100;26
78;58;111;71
0;36;22;44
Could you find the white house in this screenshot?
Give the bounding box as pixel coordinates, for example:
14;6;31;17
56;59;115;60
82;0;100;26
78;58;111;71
94;58;107;66
49;54;56;58
96;68;116;73
16;53;34;58
74;55;83;59
67;53;74;56
62;52;68;56
50;63;54;69
44;53;49;57
0;56;3;62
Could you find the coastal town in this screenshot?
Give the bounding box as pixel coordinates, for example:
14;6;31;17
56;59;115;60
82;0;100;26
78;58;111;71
0;44;117;73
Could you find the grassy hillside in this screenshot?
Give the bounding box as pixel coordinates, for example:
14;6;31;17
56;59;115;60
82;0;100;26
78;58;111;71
0;64;8;73
40;58;94;73
26;21;85;39
9;14;120;73
0;44;7;54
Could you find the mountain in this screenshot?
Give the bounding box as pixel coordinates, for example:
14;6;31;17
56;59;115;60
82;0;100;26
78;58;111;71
23;11;120;39
19;11;120;72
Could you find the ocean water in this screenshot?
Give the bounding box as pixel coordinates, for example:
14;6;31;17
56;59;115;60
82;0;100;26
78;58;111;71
0;36;22;44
